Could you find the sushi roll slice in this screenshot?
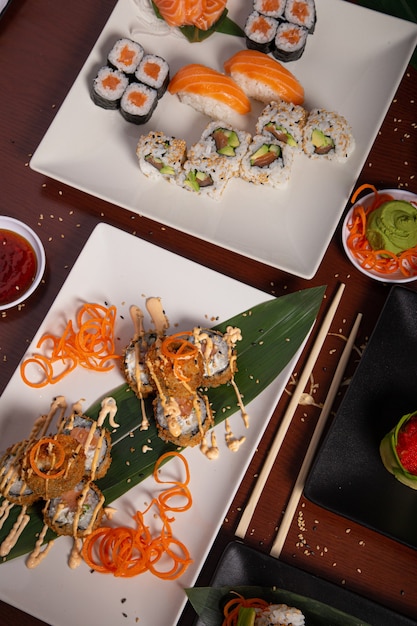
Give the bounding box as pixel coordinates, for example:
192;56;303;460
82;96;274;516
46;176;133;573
107;38;144;76
120;82;158;124
43;480;104;538
134;54;170;98
240;134;293;188
284;0;316;33
91;66;129;110
302;108;355;161
23;434;87;500
0;441;39;506
244;11;278;53
192;328;237;388
179;153;232;201
153;392;214;447
254;0;286;18
136;131;187;182
256;99;307;152
60;415;112;481
273;22;308;62
188;121;251;178
122;330;158;398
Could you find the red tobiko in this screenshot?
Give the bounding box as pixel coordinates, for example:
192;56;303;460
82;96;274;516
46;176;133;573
396;413;417;474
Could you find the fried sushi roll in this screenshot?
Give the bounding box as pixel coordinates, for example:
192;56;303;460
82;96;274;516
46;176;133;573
43;480;104;538
240;134;293;188
192;328;237;388
136;131;187;183
153;392;213;447
0;441;39;506
256;99;307;152
23;434;86;500
60;415;112;481
146;332;205;396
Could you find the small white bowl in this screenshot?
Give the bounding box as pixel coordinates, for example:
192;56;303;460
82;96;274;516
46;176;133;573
342;188;417;283
0;216;46;310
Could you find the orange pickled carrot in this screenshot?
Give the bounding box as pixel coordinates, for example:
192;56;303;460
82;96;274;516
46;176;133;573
29;438;66;480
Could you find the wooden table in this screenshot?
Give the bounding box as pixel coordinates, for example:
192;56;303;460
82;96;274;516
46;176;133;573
1;1;416;624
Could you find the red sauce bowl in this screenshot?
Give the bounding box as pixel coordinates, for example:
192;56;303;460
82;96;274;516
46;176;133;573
0;216;46;310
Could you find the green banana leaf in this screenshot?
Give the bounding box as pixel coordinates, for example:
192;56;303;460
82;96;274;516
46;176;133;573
0;286;325;563
185;585;372;626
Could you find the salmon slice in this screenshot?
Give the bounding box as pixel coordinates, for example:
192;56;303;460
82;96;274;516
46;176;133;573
153;0;226;30
224;49;304;106
168;64;251;115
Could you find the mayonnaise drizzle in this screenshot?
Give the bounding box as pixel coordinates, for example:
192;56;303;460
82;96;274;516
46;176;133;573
0;505;30;557
26;524;54;569
225;419;246;452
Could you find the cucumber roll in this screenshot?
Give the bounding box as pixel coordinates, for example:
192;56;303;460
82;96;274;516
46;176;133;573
256;99;307;152
120;82;158;124
240;134;293;188
244;11;278;53
134;54;170;98
273;22;308;62
253;0;286;18
107;38;144;75
91;66;129;109
284;0;316;34
302;108;355;162
136;131;187;182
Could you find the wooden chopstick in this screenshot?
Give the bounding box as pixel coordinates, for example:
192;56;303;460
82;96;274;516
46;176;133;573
269;311;362;558
235;282;346;539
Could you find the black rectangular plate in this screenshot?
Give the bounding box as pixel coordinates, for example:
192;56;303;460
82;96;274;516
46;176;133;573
305;285;417;548
195;541;414;625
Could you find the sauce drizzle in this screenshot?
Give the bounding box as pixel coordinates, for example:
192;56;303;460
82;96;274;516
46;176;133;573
0;229;38;306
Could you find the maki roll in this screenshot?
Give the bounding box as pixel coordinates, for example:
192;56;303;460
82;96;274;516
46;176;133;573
256;99;307;152
153;392;214;447
0;441;39;506
240;134;293;187
60;415;112;481
43;480;105;538
192;328;238;388
120;82;158;124
179;153;232;201
134;54;170;98
122;330;158;397
253;0;286;18
107;38;144;76
91;66;129;110
273;22;308;62
244;11;278;53
284;0;316;33
303;108;355;161
189;120;251;177
136;131;187;182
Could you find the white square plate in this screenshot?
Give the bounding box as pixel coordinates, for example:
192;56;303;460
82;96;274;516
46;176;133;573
30;0;417;278
0;223;308;626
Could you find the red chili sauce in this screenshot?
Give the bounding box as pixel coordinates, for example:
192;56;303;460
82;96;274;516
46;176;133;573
0;229;38;306
397;413;417;475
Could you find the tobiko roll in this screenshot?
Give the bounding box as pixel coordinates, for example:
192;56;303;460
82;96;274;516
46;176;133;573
244;11;278;53
91;66;129;109
135;54;170;98
120;82;158;124
380;410;417;489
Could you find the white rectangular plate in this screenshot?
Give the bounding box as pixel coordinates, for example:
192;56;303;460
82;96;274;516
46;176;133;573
30;0;417;279
0;223;308;626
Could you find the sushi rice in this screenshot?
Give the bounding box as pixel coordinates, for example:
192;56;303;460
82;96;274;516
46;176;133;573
256;99;308;152
254;603;305;625
303;108;355;161
136;130;187;181
240;134;294;188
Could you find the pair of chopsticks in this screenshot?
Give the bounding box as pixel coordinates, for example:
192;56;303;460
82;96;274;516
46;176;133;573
235;282;362;556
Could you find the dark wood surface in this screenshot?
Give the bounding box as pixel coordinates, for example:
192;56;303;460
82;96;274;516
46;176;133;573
1;1;416;624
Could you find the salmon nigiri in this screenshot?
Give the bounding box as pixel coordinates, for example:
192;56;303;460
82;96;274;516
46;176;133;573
168;64;251;122
224;49;305;106
153;0;227;30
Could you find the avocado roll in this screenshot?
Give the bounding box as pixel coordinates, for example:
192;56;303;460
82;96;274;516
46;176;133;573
120;82;158;124
273;22;308;62
244;11;278;53
240;134;293;188
91;66;129;109
284;0;316;33
178;153;232;201
134;54;170;98
107;37;144;75
190;121;251;177
256;99;307;152
253;0;286;18
136;131;187;182
302;108;355;162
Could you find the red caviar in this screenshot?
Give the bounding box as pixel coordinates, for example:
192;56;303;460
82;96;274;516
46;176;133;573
396;414;417;474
